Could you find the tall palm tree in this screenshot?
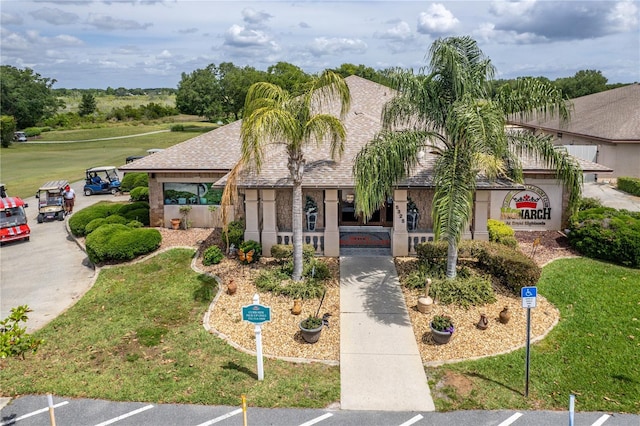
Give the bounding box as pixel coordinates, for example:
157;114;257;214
353;36;582;279
222;70;351;281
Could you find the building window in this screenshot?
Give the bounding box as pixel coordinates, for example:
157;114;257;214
163;183;222;205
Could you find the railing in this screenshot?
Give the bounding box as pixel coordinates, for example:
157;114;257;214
276;231;325;255
407;232;435;255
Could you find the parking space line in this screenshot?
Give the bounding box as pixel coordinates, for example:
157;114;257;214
93;404;154;426
194;408;243;426
399;414;424;426
0;401;69;426
591;414;611;426
299;412;333;426
497;412;523;426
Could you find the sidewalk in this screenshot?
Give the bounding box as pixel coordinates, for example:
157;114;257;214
339;256;435;411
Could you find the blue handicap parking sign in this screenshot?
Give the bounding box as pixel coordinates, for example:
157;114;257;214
521;286;537;298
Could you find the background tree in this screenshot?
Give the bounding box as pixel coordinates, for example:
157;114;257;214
0;65;63;129
1;115;17;148
218;62;264;120
78;92;97;116
554;69;608;99
176;65;224;121
222;71;350;281
266;62;311;97
353;36;582;279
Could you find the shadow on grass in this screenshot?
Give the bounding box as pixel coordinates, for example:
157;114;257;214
466;371;524;396
222;361;258;380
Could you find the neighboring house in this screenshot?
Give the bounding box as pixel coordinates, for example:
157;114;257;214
121;76;610;257
512;83;640;180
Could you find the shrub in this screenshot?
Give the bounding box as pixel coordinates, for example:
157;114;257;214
85;218;107;234
578;197;604;211
127;220;144;228
203;245;224;266
119;201;150;225
170;124;185;132
430;275;496;308
68;202;123;236
270;244;316;261
222;220;244;249
105;214;128;225
238;240;262;264
474;242;541;293
85;224;161;264
487;219;518;248
130;186;149;202
617;177;640;197
254;269;326;299
568;207;640;268
0;305;43;359
120;173;148;192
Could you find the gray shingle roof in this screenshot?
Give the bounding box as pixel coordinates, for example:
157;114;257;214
124;75;607;189
511;84;640;143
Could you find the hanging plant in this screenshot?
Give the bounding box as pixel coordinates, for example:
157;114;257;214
304;196;318;213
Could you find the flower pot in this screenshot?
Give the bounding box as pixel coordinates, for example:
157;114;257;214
227;279;237;295
430;323;453;344
170;218;181;230
299;320;323;343
291;299;302;315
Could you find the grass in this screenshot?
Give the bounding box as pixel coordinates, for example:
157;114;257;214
427;257;640;413
0;123;216;198
59;94;176;113
0;249;340;407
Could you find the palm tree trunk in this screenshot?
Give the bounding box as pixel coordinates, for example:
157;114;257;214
292;180;304;281
446;239;458;279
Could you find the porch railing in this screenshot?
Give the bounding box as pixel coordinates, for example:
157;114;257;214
276;231;325;255
407;232;436;255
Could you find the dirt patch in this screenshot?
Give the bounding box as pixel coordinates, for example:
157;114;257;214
438;371;475;397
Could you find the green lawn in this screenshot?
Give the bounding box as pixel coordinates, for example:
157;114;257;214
428;257;640;413
0;123;216;198
0;249;340;407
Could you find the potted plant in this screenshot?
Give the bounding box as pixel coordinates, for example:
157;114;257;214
430;315;455;344
299;315;324;343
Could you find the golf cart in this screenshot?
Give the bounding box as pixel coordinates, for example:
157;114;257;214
0;189;30;244
83;166;121;196
35;180;68;222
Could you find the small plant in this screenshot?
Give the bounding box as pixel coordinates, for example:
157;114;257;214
407;197;418;213
431;315;455;333
202;245;224;265
301;315;323;329
1;305;43;359
179;205;192;229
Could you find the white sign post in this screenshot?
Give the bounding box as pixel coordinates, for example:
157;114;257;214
241;294;271;381
521;286;537;397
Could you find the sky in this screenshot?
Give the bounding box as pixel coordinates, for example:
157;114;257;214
1;0;638;89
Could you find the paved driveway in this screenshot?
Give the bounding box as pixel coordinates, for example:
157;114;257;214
582;182;640;211
0;180;121;331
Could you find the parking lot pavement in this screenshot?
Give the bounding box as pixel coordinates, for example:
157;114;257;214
582;182;640;212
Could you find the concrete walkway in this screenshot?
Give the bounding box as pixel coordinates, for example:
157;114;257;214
340;255;435;411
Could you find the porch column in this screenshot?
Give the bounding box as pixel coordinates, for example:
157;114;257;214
473;190;490;241
244;189;260;243
392;189;409;256
323;189;340;256
261;189;278;255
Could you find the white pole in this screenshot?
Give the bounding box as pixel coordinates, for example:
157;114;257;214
569;394;575;426
253;293;264;381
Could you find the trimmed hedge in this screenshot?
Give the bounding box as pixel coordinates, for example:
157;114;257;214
415;240;541;295
120;173;149;192
69;201;150;236
568;207;640;268
617;177;640;197
487;219;517;248
129;186;149;202
85;224;161;264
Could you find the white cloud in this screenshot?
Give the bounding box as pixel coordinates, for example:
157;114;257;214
473;22;548;44
376;21;414;41
224;24;272;48
1;12;24;26
607;0;639;31
489;0;537;17
309;37;367;57
30;7;79;25
87;13;152;31
417;3;459;35
241;8;272;28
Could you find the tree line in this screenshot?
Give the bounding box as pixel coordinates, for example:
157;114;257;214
0;61;629;147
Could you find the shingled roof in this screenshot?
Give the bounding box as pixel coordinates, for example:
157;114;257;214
511;83;640;143
122;75;608;188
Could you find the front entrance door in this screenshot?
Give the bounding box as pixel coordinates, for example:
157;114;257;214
339;190;393;227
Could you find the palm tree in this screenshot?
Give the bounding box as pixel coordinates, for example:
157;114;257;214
222;70;351;281
353;36;582;279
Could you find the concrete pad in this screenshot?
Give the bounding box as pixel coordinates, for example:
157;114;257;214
340;353;435;411
341;312;419;354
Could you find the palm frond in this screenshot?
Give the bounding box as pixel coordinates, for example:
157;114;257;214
496;77;571;124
